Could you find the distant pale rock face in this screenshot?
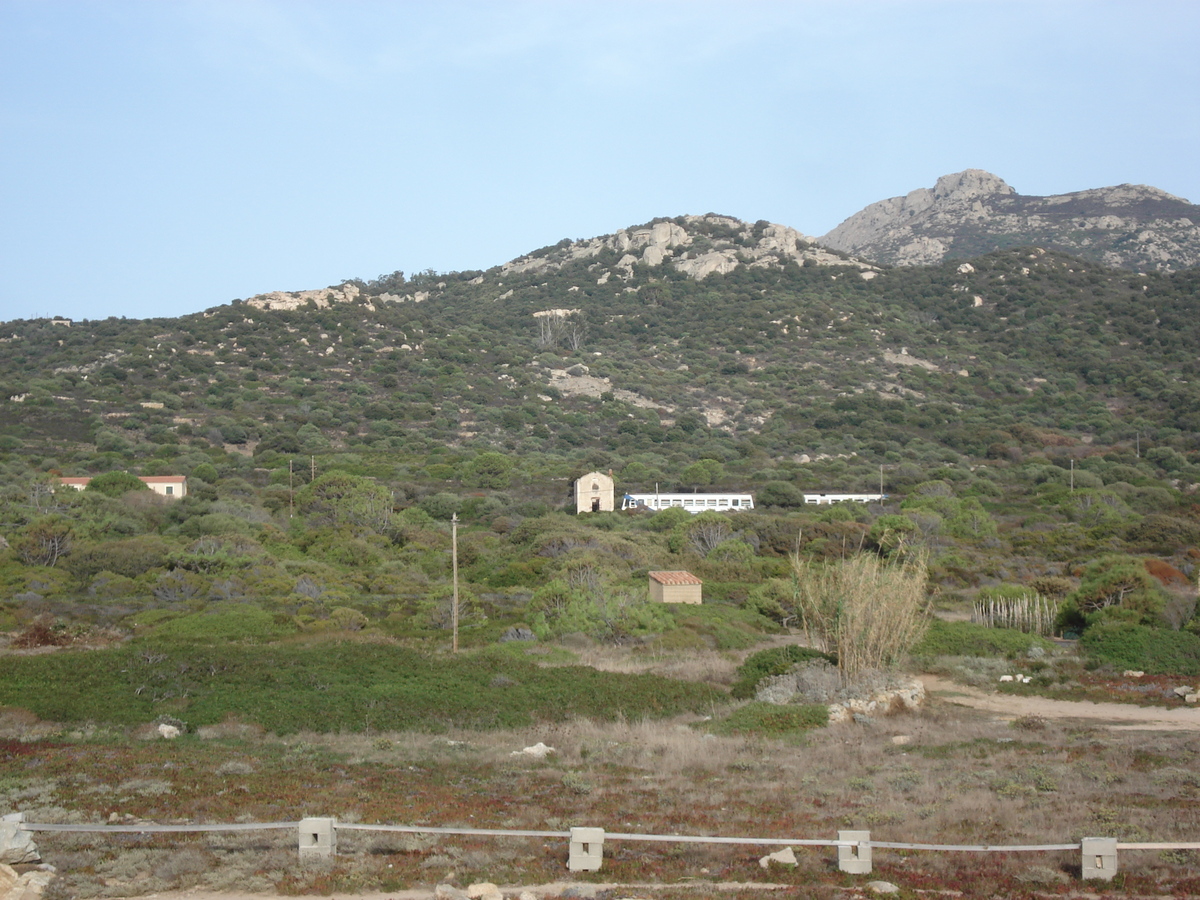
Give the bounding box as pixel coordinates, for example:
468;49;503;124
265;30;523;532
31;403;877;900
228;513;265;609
501;213;877;284
675;249;740;279
245;283;364;311
821;169;1200;271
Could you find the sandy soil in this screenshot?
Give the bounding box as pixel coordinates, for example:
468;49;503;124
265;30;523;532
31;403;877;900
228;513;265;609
922;673;1200;731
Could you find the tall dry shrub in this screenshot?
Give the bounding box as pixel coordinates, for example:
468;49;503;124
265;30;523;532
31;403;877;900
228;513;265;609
790;550;930;680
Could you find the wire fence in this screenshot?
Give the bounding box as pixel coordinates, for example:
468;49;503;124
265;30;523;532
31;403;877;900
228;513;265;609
18;817;1200;883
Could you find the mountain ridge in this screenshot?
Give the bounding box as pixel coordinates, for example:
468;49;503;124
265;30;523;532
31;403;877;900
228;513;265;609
820;169;1200;271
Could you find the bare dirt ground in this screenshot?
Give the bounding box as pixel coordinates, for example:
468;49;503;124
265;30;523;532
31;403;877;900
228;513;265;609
921;674;1200;731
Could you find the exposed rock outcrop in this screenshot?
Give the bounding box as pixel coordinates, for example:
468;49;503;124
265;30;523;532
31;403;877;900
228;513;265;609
755;661;925;724
244;283;368;312
501;214;877;284
0;863;54;900
821;169;1200;271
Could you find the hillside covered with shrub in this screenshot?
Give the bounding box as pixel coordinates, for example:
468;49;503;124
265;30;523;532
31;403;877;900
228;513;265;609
1;215;1199;666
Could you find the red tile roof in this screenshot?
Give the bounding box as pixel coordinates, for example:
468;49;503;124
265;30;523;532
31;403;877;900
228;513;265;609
648;570;703;586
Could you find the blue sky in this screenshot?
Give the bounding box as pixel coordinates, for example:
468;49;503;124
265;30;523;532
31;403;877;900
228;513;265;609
2;0;1197;323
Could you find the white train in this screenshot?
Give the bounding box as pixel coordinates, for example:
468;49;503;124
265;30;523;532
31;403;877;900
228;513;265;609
620;490;887;514
621;493;755;514
802;492;886;504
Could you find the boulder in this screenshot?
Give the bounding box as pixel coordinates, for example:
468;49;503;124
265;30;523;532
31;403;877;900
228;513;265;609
466;882;503;900
827;678;926;725
499;626;536;643
511;742;555;758
0;815;38;865
758;846;797;868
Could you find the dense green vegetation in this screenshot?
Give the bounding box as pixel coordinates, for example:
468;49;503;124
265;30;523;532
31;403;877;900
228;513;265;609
0;639;723;733
911;621;1056;660
0;226;1198;685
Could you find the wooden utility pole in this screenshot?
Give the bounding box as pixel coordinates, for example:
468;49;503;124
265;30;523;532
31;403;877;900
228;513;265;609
289;460;294;518
451;512;459;653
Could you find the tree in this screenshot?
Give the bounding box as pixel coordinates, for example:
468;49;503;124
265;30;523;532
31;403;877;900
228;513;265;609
757;481;805;508
1061;555;1167;628
411;491;459;522
464;451;513;489
86;471;149;498
13;516;74;567
679;458;723;487
534;310;585;350
684;513;733;556
295;473;394;534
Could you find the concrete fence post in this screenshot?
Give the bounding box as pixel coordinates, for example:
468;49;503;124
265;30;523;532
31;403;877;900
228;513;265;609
1081;837;1117;881
568;826;604;872
298;817;336;860
837;830;872;874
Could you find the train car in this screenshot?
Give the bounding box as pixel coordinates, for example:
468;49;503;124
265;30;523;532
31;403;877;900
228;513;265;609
622;492;755;514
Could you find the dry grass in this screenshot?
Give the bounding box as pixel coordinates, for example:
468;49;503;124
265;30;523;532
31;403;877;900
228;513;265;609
6;645;1200;898
569;643;752;687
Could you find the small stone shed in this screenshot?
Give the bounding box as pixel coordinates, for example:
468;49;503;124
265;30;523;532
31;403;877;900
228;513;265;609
648;570;703;605
575;471;614;513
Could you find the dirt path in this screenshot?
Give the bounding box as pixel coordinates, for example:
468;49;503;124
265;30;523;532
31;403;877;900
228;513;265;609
922;674;1200;730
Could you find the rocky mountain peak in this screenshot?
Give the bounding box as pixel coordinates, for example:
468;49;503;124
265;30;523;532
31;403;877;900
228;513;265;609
820;171;1200;271
931;169;1014;201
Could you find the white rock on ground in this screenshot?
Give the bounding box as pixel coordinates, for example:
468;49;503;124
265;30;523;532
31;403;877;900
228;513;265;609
758;847;797;868
0;815;38;865
467;882;503;900
0;863;54;900
511;742;556;758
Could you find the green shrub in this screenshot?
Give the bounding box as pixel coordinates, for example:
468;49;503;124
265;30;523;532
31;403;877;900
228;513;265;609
1080;623;1200;677
710;701;828;736
143;603;296;644
660;604;778;652
731;644;835;699
0;642;724;733
86;471;149;498
912;620;1054;660
1058;555;1168;631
